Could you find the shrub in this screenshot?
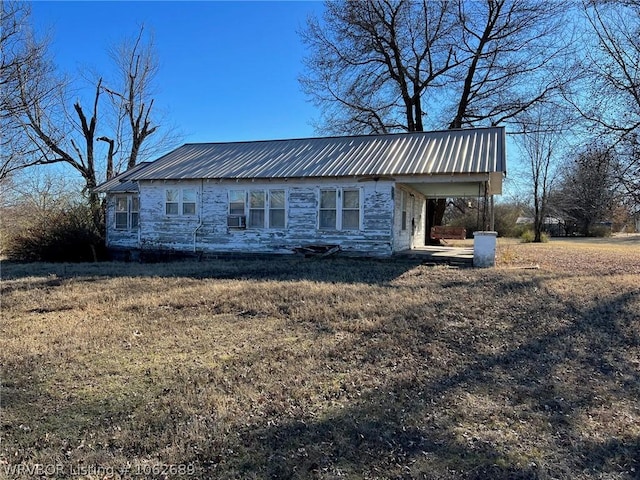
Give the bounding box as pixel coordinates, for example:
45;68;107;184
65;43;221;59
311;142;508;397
520;229;535;243
4;204;106;262
520;230;550;243
588;225;612;237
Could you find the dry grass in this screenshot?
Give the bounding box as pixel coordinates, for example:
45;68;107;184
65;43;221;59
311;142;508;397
1;239;639;479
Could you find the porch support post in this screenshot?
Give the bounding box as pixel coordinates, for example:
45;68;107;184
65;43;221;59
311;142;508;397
490;195;495;231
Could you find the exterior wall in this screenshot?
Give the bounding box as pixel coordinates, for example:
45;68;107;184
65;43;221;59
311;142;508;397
393;186;427;251
127;178;396;256
105;194;139;249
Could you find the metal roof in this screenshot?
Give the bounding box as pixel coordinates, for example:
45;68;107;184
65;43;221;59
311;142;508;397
94;162;152;193
119;127;506;184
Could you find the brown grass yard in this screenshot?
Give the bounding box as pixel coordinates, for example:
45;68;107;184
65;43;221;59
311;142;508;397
1;237;639;479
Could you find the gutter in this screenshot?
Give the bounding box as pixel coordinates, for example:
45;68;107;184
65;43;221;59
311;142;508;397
193;179;204;253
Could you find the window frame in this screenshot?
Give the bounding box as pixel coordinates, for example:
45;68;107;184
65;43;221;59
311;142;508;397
166;188;197;217
229;189;287;230
114;194;140;230
401;189;408;231
248;190;266;228
268;189;286;229
318;187;361;231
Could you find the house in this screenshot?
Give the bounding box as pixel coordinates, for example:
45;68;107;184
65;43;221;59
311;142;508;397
515;215;566;237
96;127;506;257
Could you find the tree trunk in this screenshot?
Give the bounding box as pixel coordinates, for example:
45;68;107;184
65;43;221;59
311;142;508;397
425;198;447;245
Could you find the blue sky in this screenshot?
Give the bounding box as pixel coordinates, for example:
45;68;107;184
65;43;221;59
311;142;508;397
30;1;325;144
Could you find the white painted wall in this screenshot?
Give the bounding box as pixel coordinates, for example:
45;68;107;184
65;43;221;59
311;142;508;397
107;178;398;256
105;195;139;249
392;186;427;252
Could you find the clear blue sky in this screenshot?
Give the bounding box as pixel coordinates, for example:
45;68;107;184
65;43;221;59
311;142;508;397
30;1;325;144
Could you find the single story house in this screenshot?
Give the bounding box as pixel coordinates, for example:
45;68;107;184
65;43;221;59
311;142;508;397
96;127;506;257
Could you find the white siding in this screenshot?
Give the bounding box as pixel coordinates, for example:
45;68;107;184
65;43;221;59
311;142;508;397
105;195;139;249
393;186;427;252
131;178;396;256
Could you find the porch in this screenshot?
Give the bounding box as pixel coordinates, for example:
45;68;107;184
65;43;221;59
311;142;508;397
395;244;474;267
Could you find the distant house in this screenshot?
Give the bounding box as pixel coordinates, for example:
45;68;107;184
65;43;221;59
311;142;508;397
516;215;566;237
96;127;506;257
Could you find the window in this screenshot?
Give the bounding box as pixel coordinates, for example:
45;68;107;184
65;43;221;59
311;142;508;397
182;189;196;215
166;189;179;215
269;190;285;228
115;196;129;229
166;188;197;216
319;190;337;229
401;190;408;231
115;195;139;230
342;189;360;230
249;191;265;228
229;190;245;215
229;189;286;229
131;196;140;228
319;188;360;230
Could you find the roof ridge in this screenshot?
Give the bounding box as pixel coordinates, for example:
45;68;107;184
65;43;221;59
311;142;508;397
181;126;504;147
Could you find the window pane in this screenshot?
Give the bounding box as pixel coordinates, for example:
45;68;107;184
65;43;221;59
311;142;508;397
229;190;244;203
166;189;179;202
250;191;265;208
229;190;245;215
115;212;128;229
131;196;139;212
319;210;336;229
270;190;285;208
116;197;128;212
183;189;196;203
131;212;139;229
320;190;336;208
249;209;265;228
342;210;360;230
343;190;359;209
269;209;285;228
183;203;196;215
166;203;179;215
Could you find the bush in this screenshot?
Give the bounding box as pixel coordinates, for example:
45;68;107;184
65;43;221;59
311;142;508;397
520;229;550;243
5;204;106;262
588;225;612;237
520;229;535;243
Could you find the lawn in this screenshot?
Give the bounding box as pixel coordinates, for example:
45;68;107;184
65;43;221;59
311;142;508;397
1;238;639;479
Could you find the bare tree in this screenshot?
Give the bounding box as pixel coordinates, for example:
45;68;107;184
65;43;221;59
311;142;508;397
102;26;159;175
300;0;457;136
514;103;569;241
301;0;576;239
555;145;617;236
3;12;165;223
573;1;640;205
0;1;60;178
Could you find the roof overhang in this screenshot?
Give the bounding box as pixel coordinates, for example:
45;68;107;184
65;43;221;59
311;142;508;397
398;171;503;198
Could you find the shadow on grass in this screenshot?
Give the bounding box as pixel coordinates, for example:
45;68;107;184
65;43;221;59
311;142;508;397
0;256;427;287
2;273;638;479
228;287;639;479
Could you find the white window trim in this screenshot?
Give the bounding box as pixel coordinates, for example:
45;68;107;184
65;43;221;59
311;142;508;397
114;195;139;230
229;189;287;229
166;188;197;217
401;189;408;231
318;187;362;231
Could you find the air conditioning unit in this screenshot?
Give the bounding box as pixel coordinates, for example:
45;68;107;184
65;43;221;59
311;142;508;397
227;215;246;228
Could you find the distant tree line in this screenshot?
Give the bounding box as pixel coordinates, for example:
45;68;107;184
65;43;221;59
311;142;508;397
1;1;639;262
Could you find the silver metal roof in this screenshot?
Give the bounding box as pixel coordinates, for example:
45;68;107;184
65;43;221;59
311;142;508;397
120;127;506;183
94;162;152;193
